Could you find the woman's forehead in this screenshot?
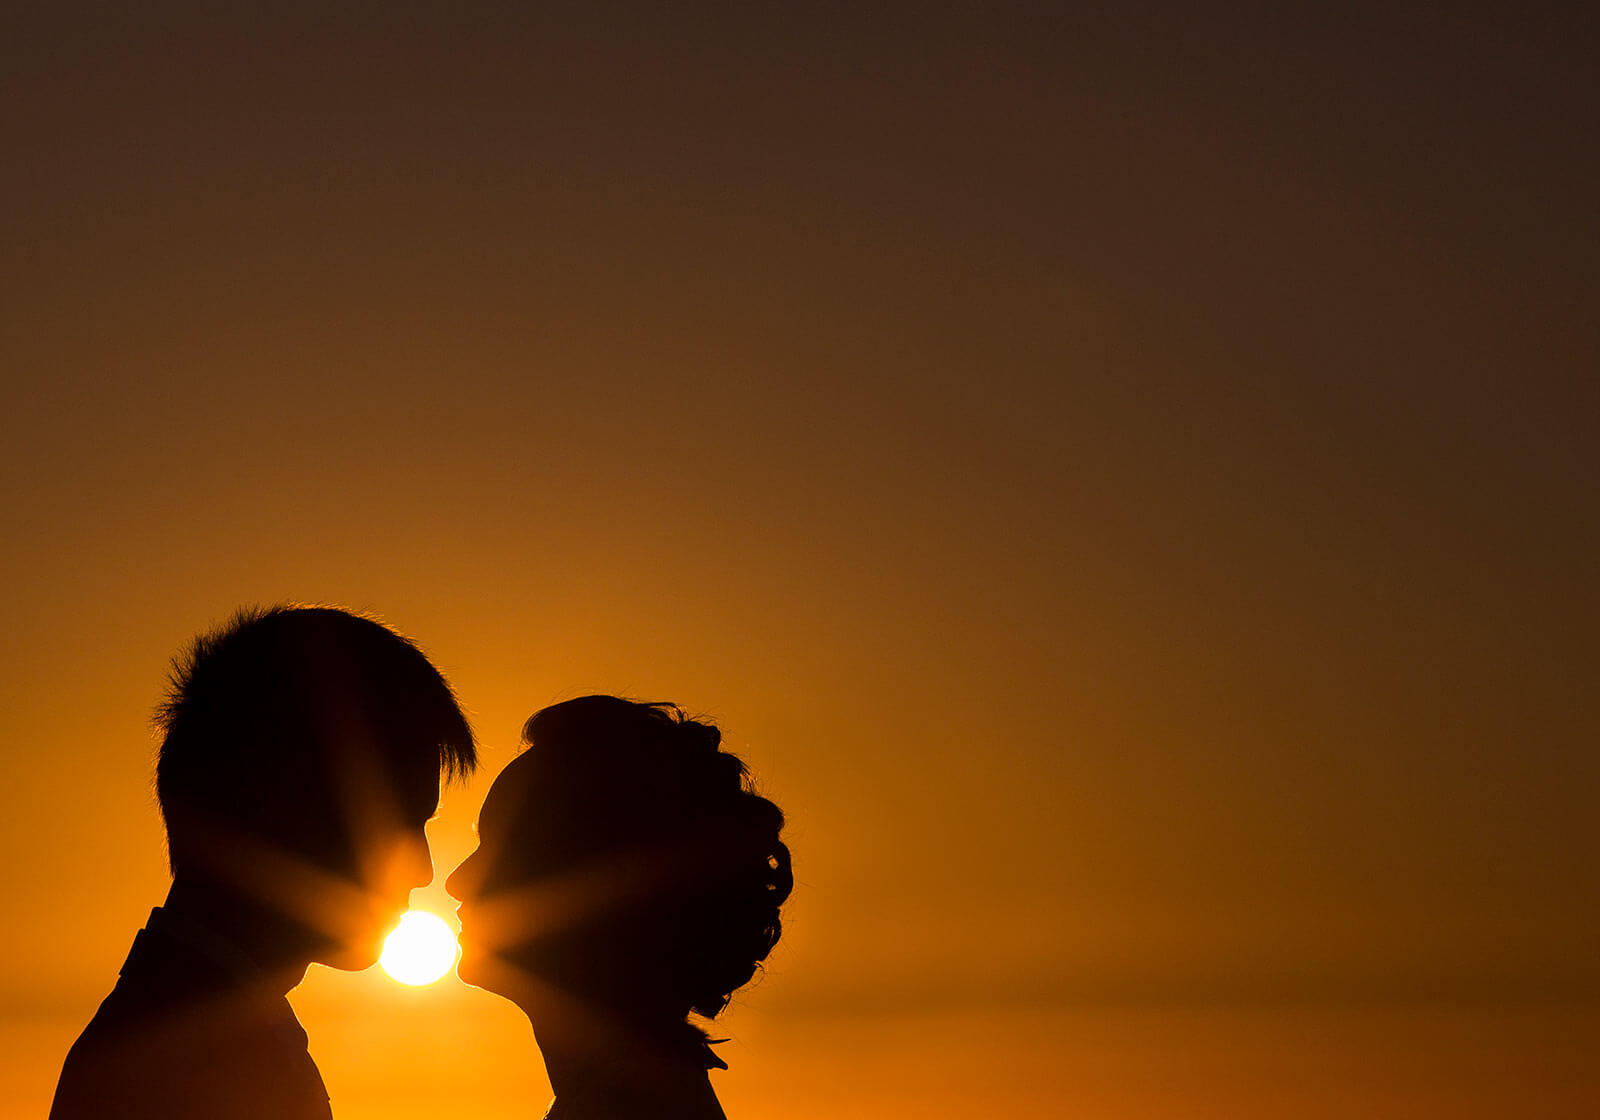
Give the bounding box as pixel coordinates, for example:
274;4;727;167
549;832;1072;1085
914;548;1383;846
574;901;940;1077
476;752;539;836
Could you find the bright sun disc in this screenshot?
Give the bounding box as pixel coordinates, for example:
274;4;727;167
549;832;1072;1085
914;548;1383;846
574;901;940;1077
379;910;459;986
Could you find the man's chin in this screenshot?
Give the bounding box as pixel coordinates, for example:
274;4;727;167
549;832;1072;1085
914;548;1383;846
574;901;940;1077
310;932;387;973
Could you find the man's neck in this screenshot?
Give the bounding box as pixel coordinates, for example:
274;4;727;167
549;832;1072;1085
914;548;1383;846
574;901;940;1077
159;876;314;996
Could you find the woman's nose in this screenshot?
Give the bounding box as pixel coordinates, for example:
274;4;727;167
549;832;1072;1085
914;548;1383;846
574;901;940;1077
445;849;479;901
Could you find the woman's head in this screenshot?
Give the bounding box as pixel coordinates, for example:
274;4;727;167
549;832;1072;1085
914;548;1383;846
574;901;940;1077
448;696;792;1049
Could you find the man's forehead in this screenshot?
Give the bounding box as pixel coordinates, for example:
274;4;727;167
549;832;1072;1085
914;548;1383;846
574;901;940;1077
392;757;443;818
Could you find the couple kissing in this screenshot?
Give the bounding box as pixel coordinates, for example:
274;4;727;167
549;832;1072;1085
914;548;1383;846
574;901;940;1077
50;605;793;1120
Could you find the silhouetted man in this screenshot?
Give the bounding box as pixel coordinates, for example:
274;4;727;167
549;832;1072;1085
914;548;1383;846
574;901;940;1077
49;606;476;1120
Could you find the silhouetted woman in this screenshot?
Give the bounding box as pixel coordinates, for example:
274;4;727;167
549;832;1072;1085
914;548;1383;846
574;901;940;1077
447;696;793;1120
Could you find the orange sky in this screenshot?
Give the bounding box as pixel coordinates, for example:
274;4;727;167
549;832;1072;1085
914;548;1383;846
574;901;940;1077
3;5;1597;1117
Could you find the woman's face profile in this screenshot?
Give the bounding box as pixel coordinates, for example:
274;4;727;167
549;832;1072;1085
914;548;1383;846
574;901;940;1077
446;698;791;1058
446;753;547;996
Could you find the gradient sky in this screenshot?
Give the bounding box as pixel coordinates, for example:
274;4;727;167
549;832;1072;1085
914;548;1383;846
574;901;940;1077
3;4;1597;1117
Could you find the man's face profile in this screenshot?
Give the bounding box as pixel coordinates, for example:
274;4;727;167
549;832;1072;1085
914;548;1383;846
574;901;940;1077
154;606;477;972
296;753;444;972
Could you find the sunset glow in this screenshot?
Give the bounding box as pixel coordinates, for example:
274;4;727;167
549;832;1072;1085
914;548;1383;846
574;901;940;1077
379;911;459;986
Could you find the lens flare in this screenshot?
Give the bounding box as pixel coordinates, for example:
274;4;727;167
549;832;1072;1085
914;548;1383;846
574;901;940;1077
379;910;458;986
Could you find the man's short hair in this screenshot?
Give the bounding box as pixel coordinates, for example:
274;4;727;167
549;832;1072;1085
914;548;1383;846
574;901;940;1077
153;605;476;873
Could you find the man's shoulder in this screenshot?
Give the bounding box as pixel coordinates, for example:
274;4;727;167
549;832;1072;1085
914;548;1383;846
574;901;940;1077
49;979;333;1120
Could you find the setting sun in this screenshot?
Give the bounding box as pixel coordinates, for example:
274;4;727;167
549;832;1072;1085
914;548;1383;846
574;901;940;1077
379;910;459;986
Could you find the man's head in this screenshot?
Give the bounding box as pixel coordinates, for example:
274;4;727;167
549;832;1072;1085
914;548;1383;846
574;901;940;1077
154;605;476;969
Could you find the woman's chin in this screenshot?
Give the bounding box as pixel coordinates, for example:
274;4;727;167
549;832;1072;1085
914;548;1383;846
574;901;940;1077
453;943;484;985
454;943;509;997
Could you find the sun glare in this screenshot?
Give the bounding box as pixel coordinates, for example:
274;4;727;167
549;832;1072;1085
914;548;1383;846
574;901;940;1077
379;910;459;986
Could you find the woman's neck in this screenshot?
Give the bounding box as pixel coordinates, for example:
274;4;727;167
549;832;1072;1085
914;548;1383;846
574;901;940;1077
530;1010;725;1120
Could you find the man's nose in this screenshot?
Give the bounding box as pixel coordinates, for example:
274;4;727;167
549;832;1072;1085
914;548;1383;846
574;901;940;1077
395;829;434;892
